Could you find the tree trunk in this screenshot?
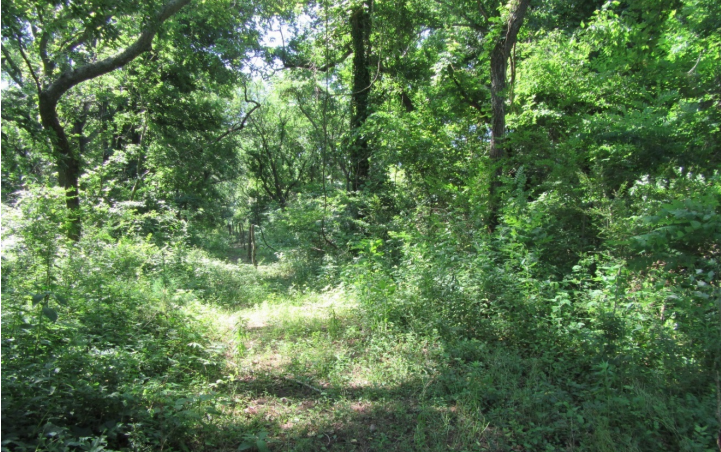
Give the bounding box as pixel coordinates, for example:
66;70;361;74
248;224;257;267
247;223;253;261
349;2;372;192
489;44;508;161
248;223;258;266
39;92;82;240
487;0;530;232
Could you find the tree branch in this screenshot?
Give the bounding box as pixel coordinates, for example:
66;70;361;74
447;64;489;118
209;99;260;146
42;0;192;107
13;34;41;92
477;2;490;21
1;47;25;87
38;29;55;76
503;0;530;56
277;47;353;73
59;15;114;54
255;225;278;253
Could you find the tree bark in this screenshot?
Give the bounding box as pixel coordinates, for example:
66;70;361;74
248;224;254;261
38;91;82;239
37;0;192;240
248;224;257;267
349;2;373;192
487;0;530;231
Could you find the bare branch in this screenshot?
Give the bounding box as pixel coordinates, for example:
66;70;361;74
208;86;260;146
687;50;704;75
13;34;41;92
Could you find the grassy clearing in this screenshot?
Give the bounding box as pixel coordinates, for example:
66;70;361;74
2;220;469;451
194;272;468;452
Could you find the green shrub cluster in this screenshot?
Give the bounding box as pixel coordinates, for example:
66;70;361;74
346;171;721;451
1;188;265;451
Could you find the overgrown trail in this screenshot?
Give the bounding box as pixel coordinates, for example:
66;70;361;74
204;261;450;451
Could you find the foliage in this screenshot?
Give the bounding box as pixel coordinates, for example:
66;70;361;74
3;0;721;450
1;192;269;450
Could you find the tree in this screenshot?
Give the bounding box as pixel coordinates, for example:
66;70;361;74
407;0;530;229
487;0;530;229
2;0;192;239
242;93;315;209
348;1;373;192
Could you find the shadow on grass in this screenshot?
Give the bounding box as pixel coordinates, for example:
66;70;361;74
208;369;495;452
208;305;504;451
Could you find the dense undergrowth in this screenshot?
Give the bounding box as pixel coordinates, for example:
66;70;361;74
1;188;267;451
3;170;721;451
345;170;721;451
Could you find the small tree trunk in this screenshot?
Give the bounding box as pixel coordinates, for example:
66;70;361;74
39;92;82;240
487;42;508;232
247;223;253;261
248;223;258;268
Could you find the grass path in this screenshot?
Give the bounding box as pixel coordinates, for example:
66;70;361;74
195;261;480;451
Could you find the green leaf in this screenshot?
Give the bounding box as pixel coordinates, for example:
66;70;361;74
32;293;46;305
53;294;68;306
42;307;58;322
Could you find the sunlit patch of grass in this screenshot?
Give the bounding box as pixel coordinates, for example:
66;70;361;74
185;281;487;452
219;286;443;393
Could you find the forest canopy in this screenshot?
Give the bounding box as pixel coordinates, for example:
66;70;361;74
2;0;720;450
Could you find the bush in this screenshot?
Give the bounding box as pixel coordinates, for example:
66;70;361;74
0;191;261;450
346;170;721;451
